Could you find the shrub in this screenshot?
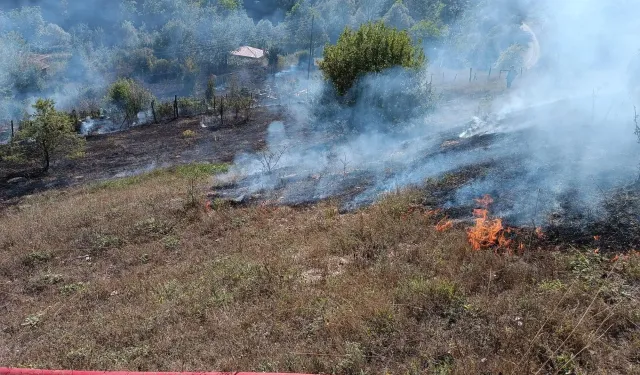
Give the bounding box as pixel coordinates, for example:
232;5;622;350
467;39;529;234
125;48;156;75
14;99;86;172
177;97;205;117
182;129;196;138
150;59;181;82
267;46;282;71
105;78;154;126
156;101;174;120
205;76;216;103
319;21;426;95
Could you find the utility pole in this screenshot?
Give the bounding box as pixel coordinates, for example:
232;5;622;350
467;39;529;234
308;14;315;80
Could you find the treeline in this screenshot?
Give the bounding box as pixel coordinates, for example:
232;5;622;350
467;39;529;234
0;0;535;120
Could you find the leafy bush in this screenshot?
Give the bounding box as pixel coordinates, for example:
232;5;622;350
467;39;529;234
105;78;154;126
177;97;206;116
14;99;86;172
125;48;156;75
319;21;426;96
410;20;445;45
156;101;174;121
150;59;181;82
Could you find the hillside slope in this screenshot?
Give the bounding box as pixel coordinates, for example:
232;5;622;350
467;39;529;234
0;166;638;374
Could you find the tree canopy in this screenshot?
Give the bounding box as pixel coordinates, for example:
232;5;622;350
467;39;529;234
319;21;426;96
15;99;85;172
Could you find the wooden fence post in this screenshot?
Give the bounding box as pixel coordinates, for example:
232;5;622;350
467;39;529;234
174;95;178;119
151;100;157;123
10;120;14;141
219;97;224;126
71;110;79;133
469;68;472;82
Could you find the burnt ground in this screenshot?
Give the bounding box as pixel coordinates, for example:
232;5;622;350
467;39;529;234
210;110;640;252
0;106;283;207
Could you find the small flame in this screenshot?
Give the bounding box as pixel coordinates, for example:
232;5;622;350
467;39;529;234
436;219;453;232
475;194;494;208
594;235;601;241
535;227;545;239
467;195;512;252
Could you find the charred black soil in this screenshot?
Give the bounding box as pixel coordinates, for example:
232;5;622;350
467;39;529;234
0;107;283;207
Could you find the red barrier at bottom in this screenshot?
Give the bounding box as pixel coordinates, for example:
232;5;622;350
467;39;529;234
0;369;315;375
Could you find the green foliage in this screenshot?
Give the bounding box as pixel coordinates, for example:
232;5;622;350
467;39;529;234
156;101;174;120
219;0;241;10
410;19;445;44
150;59;181;81
174;162;229;178
15;99;86;172
319;21;426;96
267;46;282;70
177;97;206;116
205;76;216;102
382;1;416;30
105;78;154;126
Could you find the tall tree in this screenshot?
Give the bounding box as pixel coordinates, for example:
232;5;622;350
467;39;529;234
319;21;426;96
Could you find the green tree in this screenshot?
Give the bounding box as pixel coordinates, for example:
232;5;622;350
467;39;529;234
105;78;155;126
319;21;426;96
410;20;445;45
15;99;85;172
205;75;216;102
383;1;416;30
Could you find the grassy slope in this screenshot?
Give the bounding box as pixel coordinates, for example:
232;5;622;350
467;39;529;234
0;164;639;375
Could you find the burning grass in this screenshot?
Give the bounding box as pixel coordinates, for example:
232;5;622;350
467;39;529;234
0;168;639;374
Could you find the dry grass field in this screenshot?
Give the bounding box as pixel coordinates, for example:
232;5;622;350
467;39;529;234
1;164;638;375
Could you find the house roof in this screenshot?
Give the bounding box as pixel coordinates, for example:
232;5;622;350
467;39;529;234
230;46;265;59
27;54;51;70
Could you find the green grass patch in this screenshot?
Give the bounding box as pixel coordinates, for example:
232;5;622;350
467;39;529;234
174;163;228;178
89;163;228;191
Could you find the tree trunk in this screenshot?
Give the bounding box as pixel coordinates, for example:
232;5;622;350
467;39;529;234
42;148;50;173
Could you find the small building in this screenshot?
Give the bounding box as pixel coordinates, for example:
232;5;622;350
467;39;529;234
230;46;265;60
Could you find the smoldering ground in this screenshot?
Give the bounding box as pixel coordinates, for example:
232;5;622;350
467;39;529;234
216;0;640;238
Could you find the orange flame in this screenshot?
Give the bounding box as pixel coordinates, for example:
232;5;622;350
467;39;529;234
535;227;545;239
475;194;494;208
467;196;512;252
436;219;453;232
593;235;601;241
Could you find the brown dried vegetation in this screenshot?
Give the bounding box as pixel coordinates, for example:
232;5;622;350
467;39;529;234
0;168;638;375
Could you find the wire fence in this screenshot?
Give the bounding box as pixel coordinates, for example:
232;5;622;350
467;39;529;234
0;65;526;142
